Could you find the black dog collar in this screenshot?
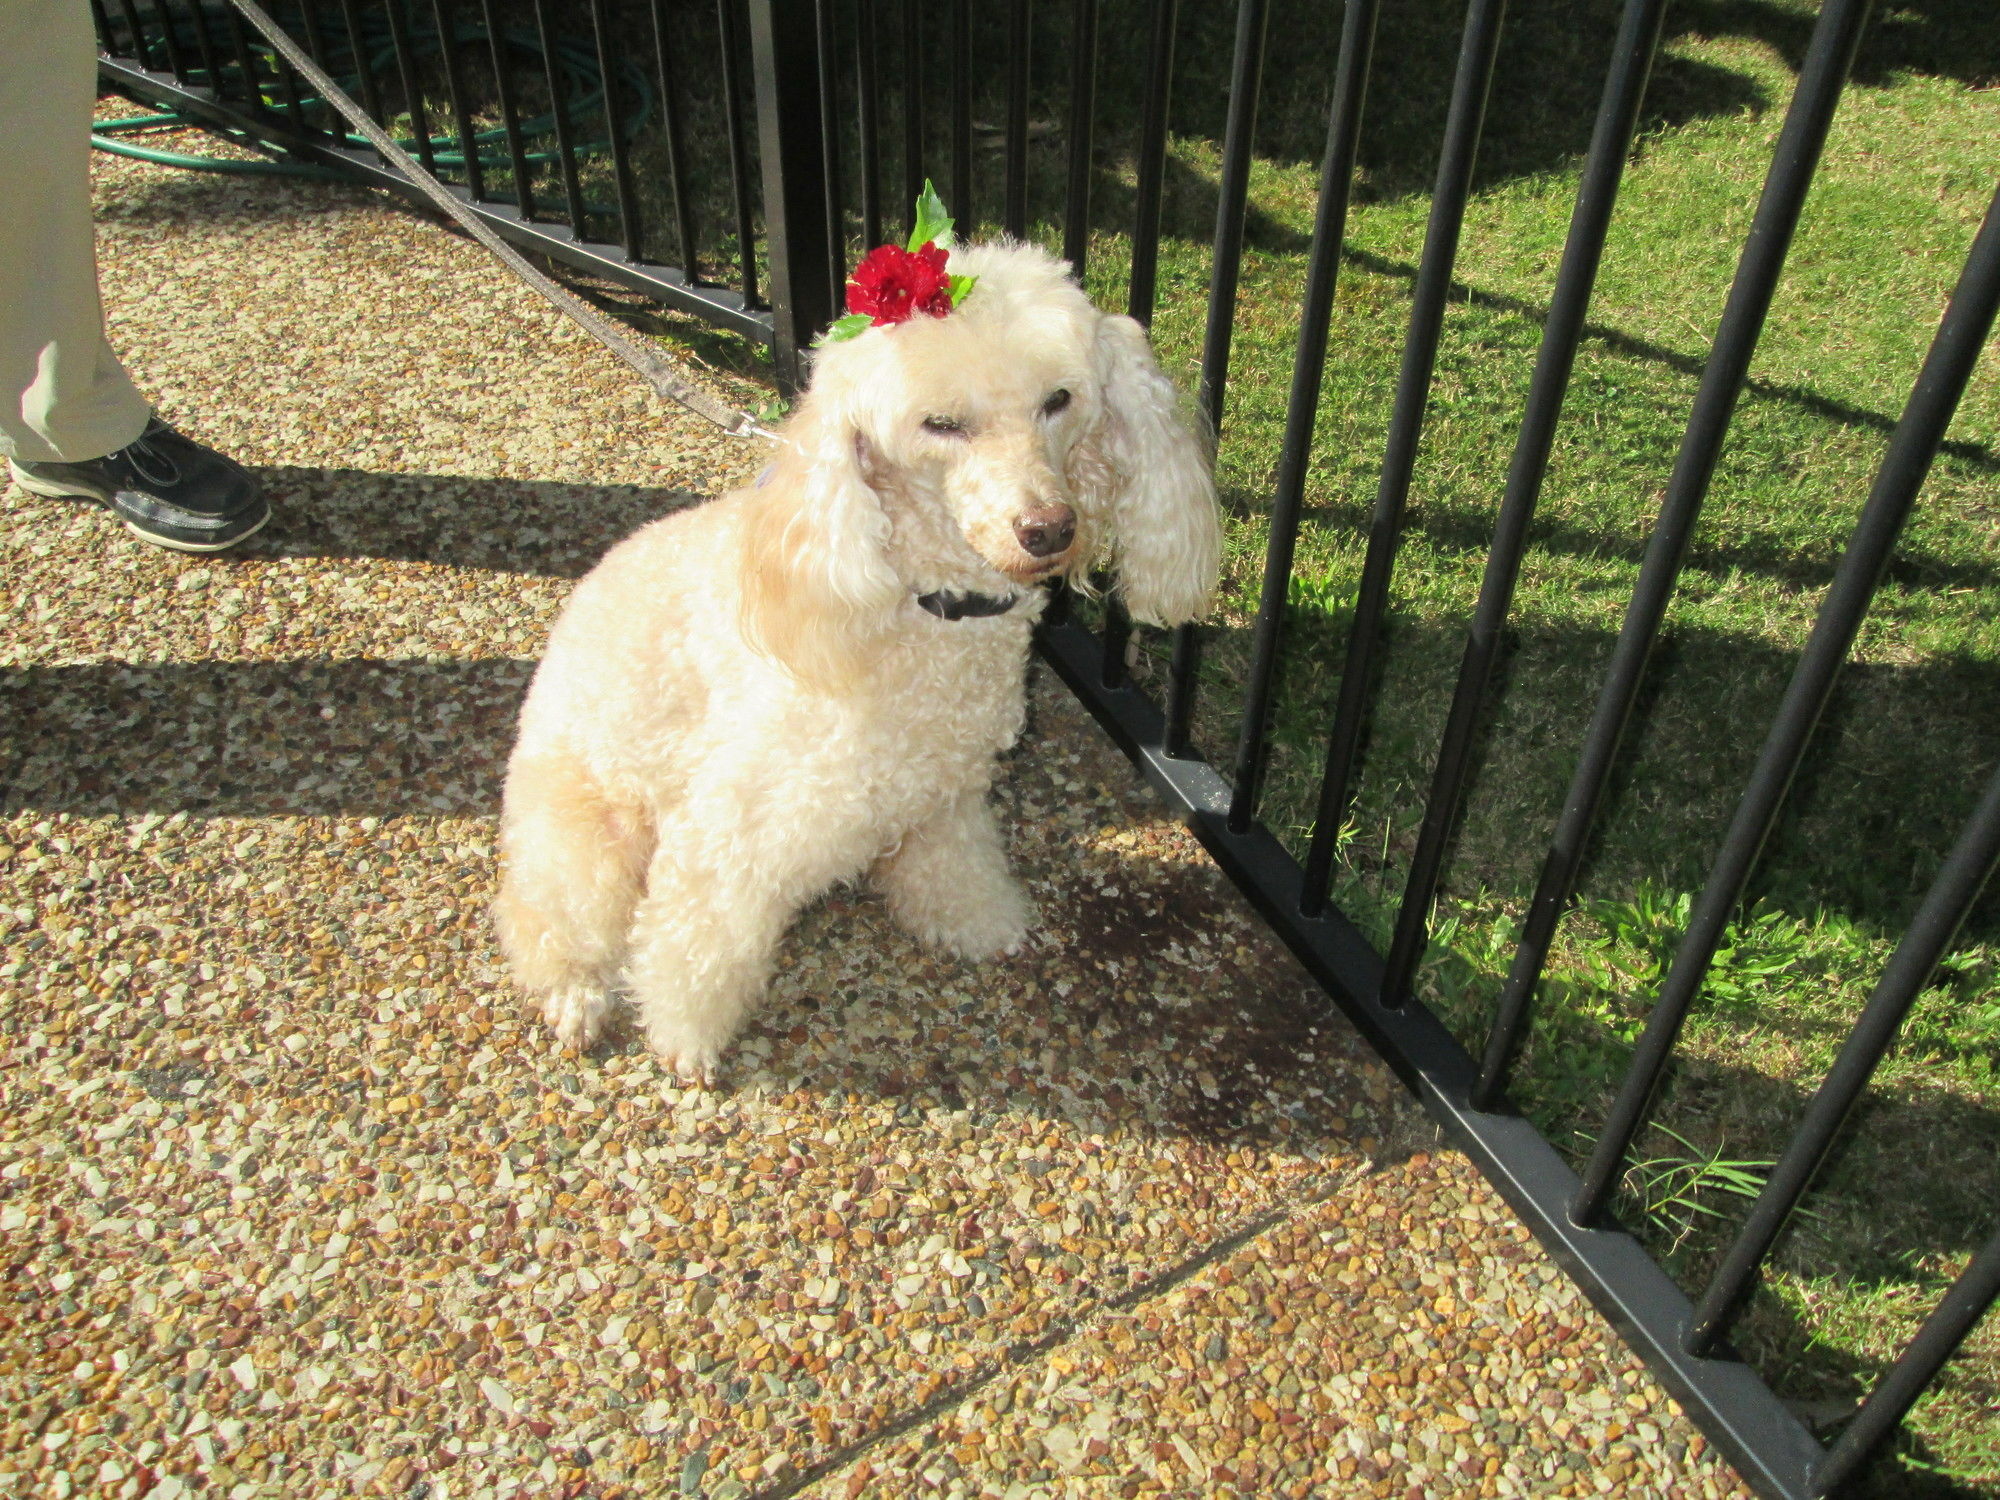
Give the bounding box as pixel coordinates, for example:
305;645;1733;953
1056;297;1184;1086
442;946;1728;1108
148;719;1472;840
915;589;1022;621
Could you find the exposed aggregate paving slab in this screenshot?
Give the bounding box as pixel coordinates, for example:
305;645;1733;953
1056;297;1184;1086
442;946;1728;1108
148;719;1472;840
0;128;1756;1498
836;1154;1741;1500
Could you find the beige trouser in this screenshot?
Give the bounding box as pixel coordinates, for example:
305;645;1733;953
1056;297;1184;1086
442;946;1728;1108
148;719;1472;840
0;0;152;463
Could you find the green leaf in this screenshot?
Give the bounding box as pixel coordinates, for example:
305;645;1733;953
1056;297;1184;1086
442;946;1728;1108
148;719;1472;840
907;179;955;252
814;313;874;346
948;273;977;307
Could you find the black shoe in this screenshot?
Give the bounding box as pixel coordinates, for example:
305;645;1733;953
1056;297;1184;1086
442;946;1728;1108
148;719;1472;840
9;419;270;553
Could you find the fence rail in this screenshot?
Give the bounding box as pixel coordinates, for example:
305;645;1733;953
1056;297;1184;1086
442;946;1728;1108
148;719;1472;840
93;3;2000;1496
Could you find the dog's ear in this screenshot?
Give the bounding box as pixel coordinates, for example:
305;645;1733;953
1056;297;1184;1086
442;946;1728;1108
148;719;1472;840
1085;312;1222;627
739;387;904;690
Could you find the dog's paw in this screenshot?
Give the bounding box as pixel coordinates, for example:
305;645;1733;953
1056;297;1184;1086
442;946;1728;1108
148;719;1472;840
912;888;1034;961
543;984;616;1051
654;1044;721;1090
644;1021;726;1089
663;1056;719;1089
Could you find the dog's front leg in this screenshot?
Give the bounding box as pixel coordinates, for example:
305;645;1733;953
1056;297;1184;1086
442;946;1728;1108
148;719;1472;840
622;851;792;1086
494;751;653;1052
874;787;1031;959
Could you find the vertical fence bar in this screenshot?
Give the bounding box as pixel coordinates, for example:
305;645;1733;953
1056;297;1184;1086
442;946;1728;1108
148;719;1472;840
1566;0;1877;1227
1378;0;1670;1011
153;0;193;83
858;0;883;247
1099;590;1133;690
1160;0;1269;758
532;0;589;234
951;0;972;231
262;2;309;129
1125;0;1177;326
168;0;201;76
648;0;700;276
1192;0;1269;435
338;0;385;138
224;5;267;110
188;0;228;97
718;0;761;303
1299;0;1509;917
430;0;484;198
296;0;332;82
1227;0;1379;834
587;0;642;260
749;0;837;390
902;0;924;225
1098;0;1177;700
1814;1227;2000;1497
1689;755;2000;1360
298;0;348;145
816;0;848;293
88;0;117;55
1159;632;1201;756
381;0;436;169
1062;0;1098;278
480;0;535;218
1004;0;1030;237
110;0;152;73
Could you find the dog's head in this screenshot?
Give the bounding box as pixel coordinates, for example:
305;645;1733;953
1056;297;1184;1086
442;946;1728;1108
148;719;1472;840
742;240;1221;686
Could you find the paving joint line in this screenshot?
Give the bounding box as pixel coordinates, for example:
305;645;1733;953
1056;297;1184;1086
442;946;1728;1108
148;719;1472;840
751;1159;1373;1499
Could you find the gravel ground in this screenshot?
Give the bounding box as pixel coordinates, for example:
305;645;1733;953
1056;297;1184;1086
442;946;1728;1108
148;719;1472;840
0;126;1758;1499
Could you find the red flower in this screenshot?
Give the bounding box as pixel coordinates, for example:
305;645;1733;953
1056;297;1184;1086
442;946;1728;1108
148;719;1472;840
845;241;954;327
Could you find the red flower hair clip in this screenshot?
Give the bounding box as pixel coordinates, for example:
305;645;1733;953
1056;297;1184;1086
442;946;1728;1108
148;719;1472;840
846;241;954;325
820;181;977;344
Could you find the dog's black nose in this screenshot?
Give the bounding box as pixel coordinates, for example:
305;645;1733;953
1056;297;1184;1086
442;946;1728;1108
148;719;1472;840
1014;504;1076;558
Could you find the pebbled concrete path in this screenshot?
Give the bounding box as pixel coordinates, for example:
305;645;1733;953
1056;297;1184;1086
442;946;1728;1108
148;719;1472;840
0;118;1756;1500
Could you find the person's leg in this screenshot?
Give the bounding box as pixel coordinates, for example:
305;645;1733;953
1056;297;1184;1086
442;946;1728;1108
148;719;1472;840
2;0;268;551
0;0;150;463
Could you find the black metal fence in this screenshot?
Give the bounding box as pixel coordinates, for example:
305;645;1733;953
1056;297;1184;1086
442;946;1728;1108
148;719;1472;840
94;3;2000;1497
94;0;777;347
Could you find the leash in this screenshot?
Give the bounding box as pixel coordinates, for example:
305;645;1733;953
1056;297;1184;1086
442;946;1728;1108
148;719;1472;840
227;0;776;442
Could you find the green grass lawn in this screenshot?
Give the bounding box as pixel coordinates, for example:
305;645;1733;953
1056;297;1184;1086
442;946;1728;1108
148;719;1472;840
1041;6;1998;1493
272;0;1998;1490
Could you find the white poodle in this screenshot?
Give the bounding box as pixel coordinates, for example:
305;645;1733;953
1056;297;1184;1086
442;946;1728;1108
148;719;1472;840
494;240;1220;1083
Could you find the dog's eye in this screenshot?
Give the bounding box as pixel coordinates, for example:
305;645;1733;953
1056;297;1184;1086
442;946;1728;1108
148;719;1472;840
1041;388;1072;417
922;414;967;436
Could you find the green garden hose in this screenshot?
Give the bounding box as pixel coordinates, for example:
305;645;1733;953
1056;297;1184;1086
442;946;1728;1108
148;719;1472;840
92;111;356;177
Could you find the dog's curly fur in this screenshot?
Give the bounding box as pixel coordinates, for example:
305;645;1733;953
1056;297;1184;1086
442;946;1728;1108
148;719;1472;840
494;241;1221;1083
